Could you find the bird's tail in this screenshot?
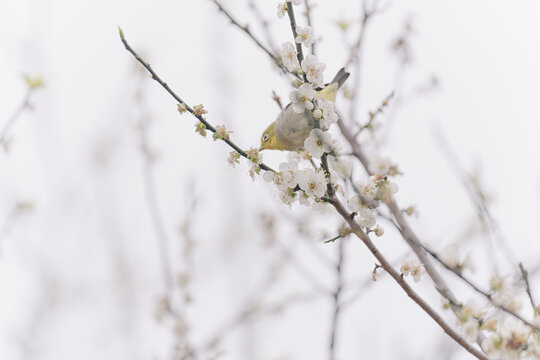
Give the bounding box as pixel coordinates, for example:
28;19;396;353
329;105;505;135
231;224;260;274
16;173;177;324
316;68;350;102
331;67;350;89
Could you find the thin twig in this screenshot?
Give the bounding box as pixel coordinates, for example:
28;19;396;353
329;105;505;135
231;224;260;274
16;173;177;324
304;0;316;55
272;90;283;110
0;91;32;146
346;1;384;125
276;237;332;295
119;29;275;173
328;195;489;360
286;2;307;82
140;125;174;291
248;0;278;54
354;90;394;136
519;263;537;313
211;0;289;76
432;128;518;269
424;247;540;332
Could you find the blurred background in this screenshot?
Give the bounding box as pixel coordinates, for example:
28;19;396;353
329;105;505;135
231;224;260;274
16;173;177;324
1;0;540;359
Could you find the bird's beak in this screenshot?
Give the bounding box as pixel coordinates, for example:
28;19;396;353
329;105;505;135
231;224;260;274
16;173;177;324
259;145;265;151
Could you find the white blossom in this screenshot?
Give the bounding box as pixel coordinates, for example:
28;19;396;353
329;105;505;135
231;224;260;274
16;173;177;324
298;191;311;206
358;206;376;228
440;244;474;273
279;160;299;188
289;83;316;113
370;157;392;176
301;54;325;87
481;333;503;358
246;148;263;180
498;318;530;359
304;128;332;158
280;42;299;72
328;156;352;178
373;176;398;203
401;258;425;282
279;187;297;207
263;170;275;183
311;199;330;213
297;169;327;198
277;2;287;18
295;25;314;47
462;318;480;343
317;99;339;129
347;196;376;228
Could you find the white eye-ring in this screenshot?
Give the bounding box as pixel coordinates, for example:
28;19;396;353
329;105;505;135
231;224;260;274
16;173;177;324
263;134;269;142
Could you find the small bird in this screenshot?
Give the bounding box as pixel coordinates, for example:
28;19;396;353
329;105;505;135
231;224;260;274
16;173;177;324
259;68;350;151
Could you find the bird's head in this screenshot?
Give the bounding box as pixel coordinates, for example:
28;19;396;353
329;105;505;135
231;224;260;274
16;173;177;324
259;122;286;151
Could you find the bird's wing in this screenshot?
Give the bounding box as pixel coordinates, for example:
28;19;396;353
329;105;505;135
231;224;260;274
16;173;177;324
275;105;314;150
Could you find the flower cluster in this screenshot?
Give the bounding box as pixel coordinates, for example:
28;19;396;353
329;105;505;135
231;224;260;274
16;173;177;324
489;274;522;312
457;299;488;342
263;160;329;210
481;317;539;359
347;174;398;233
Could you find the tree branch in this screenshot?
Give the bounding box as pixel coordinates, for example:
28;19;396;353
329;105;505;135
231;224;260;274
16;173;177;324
118;29;275;173
328;195;489;360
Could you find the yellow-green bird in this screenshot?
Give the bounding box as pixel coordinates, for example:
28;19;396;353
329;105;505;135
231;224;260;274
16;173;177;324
259;68;350;151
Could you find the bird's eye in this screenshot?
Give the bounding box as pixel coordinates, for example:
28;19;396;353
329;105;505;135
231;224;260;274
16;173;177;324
263;134;269;142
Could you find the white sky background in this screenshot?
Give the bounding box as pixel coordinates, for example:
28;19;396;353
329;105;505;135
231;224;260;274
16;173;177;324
0;0;540;359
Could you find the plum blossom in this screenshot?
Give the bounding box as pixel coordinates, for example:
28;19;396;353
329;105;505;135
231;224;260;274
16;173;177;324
369;157;401;176
301;54;325;87
295;25;314;47
401;258;425;282
289;83;316;113
280;42;299;72
347;195;376;228
246;147;263;180
277;2;287;18
304;128;332;158
297;169;327;198
279;160;299;188
227;151;241;167
439;243;474;273
317;99;339;129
